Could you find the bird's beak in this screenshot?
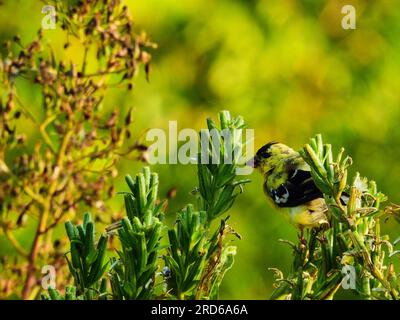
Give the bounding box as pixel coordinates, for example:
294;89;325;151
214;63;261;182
246;156;259;168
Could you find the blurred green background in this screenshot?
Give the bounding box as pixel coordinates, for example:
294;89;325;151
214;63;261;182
1;0;400;299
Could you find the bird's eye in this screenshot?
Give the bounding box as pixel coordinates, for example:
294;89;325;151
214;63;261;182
257;147;271;158
260;151;271;159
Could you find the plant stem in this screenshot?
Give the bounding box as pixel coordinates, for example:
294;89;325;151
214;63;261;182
21;220;44;299
2;227;28;258
22;130;72;299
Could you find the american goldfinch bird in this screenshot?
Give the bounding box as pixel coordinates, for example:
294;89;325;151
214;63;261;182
249;142;329;230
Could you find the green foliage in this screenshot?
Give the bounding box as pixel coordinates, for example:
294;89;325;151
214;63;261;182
270;135;400;300
109;168;163;300
43;111;249;300
165;206;208;299
163;110;248;299
42;286;80;301
197;111;250;221
64;213;109;299
165;209;239;300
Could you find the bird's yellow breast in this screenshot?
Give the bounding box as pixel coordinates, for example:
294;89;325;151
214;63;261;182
283;198;328;229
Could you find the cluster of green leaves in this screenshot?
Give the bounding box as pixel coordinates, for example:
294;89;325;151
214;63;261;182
166;207;238;299
271;134;399;300
42;286;82;301
43;111;249;300
42;213;108;300
109;168;163;299
198;111;250;221
165;110;249;299
166;206;208;299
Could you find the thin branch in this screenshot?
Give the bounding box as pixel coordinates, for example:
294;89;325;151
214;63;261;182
2;227;28;258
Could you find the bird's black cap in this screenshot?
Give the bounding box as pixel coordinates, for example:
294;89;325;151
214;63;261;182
247;141;278;168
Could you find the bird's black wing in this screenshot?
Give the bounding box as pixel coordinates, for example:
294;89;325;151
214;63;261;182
266;169;323;208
